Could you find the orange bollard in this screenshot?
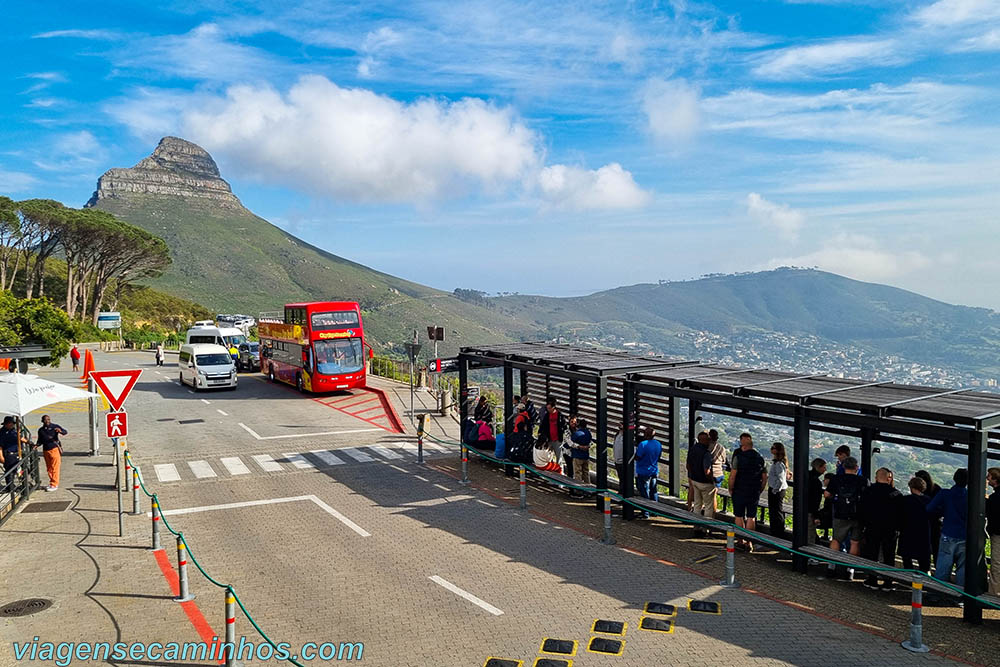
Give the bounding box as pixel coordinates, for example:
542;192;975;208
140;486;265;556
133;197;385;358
80;349;95;386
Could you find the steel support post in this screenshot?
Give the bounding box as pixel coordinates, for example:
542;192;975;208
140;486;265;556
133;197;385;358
224;588;236;667
519;368;528;398
595;377;608;512
792;407;812;573
503;363;514;477
131;467;140;515
860;427;875;482
669;396;683;497
150;496;162;551
569;378;579;416
963;428;988;624
116;439;123;537
621;380;636;521
174;534;195;602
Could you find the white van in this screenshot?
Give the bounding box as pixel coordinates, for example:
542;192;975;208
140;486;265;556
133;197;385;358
185;325;248;349
178;344;237;390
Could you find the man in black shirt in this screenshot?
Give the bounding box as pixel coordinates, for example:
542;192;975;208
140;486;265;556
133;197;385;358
825;457;869;577
807;458;827;544
729;433;767;551
860;467;901;589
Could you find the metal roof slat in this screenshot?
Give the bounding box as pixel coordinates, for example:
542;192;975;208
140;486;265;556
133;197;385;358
879;388;970;411
800;381;891;402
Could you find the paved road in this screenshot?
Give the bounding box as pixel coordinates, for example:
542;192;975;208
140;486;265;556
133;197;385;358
5;350;962;666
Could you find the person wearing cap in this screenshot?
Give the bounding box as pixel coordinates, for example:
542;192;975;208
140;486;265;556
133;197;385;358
37;415;67;491
1;417;28;493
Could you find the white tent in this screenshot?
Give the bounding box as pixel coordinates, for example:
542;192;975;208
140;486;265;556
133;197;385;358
0;373;98;418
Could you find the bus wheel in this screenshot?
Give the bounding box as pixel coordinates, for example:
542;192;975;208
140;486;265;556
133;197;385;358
268;366;275;382
296;374;305;393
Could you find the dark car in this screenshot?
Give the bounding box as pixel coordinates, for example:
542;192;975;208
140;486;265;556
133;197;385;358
238;342;260;372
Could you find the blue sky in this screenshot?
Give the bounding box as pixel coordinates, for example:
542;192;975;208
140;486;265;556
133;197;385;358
3;0;999;307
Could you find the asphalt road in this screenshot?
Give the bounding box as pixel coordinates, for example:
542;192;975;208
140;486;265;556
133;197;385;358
18;350;960;667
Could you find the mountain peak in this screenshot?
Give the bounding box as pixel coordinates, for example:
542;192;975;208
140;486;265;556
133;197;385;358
85;136;242;209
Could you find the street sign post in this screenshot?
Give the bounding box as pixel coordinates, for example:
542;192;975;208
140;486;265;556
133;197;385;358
97;311;121;330
89;369;142;413
404;333;422;424
106;412;128;439
429;358;460;373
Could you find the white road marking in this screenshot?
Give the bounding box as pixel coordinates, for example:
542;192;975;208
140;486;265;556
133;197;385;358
429;576;503;616
368;444;404;460
476;500;498;508
396;442;418;454
154;464;180;482
187;460;217;479
530;518;548;525
309;449;346;466
238;423;381;440
200;399;211;405
151;495;371;537
339;447;375;462
220;457;250;475
433;483;451;491
282;453;314;469
388;464;409;473
217;409;228;416
413;475;429;482
402;495;474;507
251;454;283;472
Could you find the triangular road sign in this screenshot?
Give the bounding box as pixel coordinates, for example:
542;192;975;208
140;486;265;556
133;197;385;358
89;369;142;412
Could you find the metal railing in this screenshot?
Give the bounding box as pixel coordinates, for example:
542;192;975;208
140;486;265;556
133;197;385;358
0;447;42;527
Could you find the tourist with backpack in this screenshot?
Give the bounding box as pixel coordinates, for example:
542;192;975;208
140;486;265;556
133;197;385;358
634;426;662;518
687;430;715;536
567;417;593;491
506;403;534;465
860;467;901;590
824;456;869;577
729;433;767;551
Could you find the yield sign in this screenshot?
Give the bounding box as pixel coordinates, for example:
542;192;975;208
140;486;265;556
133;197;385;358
89;369;142;412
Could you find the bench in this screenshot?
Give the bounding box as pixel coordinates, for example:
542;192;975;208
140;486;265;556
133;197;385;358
527;467;598;495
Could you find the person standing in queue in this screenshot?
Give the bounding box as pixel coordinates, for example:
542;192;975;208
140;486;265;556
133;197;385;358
634;426;662;519
37;415;67;491
1;416;28;493
729;433;767;552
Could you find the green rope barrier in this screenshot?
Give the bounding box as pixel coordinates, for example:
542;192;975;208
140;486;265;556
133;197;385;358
427;431;1000;611
182;537;229;589
125;452;154;498
231;589;307;667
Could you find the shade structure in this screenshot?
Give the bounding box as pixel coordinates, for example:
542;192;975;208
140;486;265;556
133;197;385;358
0;373;98;417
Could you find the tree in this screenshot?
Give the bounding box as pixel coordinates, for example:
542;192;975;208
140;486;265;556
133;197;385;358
0;291;76;366
88;218;171;325
0;196;20;291
16;199;66;299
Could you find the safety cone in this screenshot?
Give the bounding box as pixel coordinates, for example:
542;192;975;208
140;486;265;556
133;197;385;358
80;349;95;387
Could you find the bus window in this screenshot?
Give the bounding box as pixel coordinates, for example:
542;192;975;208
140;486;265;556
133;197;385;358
314;339;363;375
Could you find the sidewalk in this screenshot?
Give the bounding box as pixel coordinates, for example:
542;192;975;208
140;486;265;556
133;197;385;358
0;364;206;664
427;450;1000;666
366;375;456;441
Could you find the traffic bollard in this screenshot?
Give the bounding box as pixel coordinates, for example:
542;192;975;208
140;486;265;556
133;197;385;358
417;414;426;464
901;582;930;653
720;530;739;588
519;465;527;509
131;467;141;515
459;444;470;485
224;588;236;667
150;496;162;551
174;534;195;602
601;494;615;545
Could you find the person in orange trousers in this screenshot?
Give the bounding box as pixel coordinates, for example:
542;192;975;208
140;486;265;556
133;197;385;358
36;415;67;491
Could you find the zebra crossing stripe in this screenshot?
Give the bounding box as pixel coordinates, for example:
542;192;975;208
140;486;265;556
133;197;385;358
187;460;217;478
396;442;418;454
282;453;314;469
220;457;251;475
339;447;376;462
154;464;180;482
309;450;346;466
251;454;282;472
368;444;404;460
423;441;450;453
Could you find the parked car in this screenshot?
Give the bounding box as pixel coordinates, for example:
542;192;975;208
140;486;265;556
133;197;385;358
237;341;260;372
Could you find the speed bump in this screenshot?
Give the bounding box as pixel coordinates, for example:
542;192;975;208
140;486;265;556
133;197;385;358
643;602;677;617
539;639;577;656
688;599;722;615
484;659;522;667
639;616;675;634
533;659;572;667
587;637;625;656
591;619;627;636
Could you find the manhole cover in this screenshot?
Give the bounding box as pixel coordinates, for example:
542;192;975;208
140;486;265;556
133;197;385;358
540;639;576;656
640;616;674;633
587;637;624;655
0;598;53;617
20;501;72;514
592;619;626;635
644;601;677;616
688;600;722;614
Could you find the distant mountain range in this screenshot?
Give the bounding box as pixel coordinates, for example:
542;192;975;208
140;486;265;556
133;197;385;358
85;138;1000;377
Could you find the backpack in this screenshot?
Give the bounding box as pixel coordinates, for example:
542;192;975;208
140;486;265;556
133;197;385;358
834;475;864;520
732;448;764;492
462;418;479;445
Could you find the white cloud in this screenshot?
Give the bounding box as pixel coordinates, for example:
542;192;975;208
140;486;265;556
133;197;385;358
746;193;805;239
33;131;104;172
537;163;650;210
0;169;38;193
24;98;63;109
914;0;1000;27
763;233;931;282
642;78;701;144
956;28;1000;51
33;29;121;40
753;39;902;79
25;72;67;82
356;26;404;78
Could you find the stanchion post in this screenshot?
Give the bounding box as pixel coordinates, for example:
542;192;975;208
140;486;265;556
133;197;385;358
174;534;196;602
149;495;162;551
88;378;99;457
601;494;615;545
116;439;124;537
417;414;426;464
901;582;930;653
131;466;141;515
519;465;527;509
460;444;470;485
224;588;236;667
721;530;739;588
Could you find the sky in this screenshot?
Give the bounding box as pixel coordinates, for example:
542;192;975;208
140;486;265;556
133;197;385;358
2;0;999;308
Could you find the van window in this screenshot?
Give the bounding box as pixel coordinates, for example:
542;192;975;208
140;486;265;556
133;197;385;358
179;351;190;363
189;334;216;344
195;353;233;366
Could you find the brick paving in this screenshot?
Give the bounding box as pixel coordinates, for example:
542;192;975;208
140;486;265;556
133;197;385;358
0;352;990;666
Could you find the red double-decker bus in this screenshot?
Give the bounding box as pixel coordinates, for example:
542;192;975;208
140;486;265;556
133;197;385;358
258;302;371;392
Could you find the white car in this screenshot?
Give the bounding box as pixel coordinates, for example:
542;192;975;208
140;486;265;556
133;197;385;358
178;344;237;391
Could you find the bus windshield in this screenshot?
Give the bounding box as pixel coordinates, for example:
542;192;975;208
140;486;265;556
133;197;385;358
314;338;364;375
196;354;233;367
311;311;359;331
224;334;248;347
